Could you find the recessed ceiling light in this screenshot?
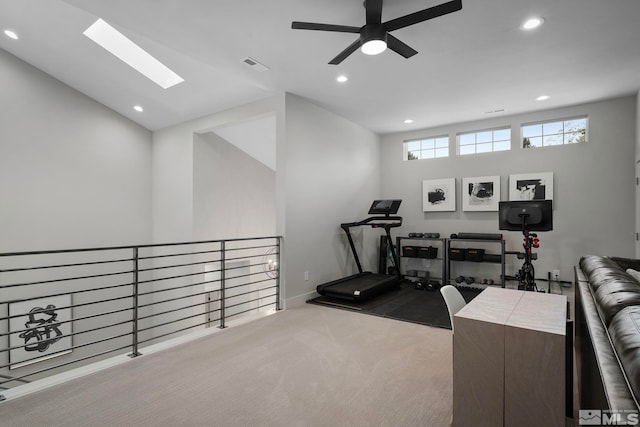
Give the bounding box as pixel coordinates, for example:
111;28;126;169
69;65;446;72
133;105;144;112
522;17;544;30
83;18;184;89
4;30;18;40
536;95;550;101
404;119;414;124
336;75;348;83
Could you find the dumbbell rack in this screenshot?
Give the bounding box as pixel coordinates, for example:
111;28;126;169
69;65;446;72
445;238;506;288
396;236;446;287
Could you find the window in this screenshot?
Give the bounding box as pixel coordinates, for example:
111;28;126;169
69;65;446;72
404;135;449;160
521;116;587;148
457;127;511;155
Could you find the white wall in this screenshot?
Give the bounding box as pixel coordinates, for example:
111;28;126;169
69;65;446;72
152;96;284;245
213;115;276;171
282;94;381;304
381;96;637;283
0;48;152;252
193;132;275;240
0;47;152;380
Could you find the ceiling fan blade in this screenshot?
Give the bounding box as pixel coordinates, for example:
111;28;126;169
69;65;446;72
365;0;383;24
329;39;362;65
384;0;462;32
386;34;418;58
291;21;360;33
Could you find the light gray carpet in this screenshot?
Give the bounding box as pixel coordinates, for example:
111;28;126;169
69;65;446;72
1;304;454;426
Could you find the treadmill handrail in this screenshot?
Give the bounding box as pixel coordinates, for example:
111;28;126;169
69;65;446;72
340;215;402;229
339;215;403;279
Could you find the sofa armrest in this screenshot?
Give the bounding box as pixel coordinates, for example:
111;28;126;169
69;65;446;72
576;278;639;411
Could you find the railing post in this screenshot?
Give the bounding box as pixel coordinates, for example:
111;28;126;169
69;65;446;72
219;241;226;329
128;247;142;357
276;237;282;311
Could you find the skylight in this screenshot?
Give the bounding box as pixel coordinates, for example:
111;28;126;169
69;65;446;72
83;19;184;89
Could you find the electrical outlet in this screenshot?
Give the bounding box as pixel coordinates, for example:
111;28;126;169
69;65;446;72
552;270;560;281
304;271;309;281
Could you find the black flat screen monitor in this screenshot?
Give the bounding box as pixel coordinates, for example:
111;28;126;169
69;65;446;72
368;199;402;215
498;200;553;231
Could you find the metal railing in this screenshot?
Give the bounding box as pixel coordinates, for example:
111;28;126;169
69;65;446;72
0;236;281;400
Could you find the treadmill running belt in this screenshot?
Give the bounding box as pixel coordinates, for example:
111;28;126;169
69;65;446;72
317;272;400;301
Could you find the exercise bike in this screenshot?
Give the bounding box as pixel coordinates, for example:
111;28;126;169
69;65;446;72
498;199;553;292
516;230;540;292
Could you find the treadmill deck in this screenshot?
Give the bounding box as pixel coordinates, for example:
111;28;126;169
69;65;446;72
317;272;400;301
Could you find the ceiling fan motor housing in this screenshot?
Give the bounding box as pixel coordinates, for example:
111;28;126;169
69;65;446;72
361;23;387;45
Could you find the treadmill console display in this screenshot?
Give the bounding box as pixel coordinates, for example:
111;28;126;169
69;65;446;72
368;199;402;215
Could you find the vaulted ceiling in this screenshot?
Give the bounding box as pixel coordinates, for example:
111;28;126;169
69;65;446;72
1;0;639;134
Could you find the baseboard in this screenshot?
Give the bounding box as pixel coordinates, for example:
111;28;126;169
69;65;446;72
285;290;319;309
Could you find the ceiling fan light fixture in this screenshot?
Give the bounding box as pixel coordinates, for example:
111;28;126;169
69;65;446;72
361;39;387;56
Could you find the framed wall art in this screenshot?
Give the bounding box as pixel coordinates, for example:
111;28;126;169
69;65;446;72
462;176;500;211
509;172;553;201
9;294;73;369
423;178;456;212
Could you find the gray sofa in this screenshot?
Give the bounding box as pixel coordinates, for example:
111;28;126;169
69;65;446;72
575;255;640;412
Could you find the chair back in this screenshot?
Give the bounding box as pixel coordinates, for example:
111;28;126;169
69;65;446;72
440;285;467;332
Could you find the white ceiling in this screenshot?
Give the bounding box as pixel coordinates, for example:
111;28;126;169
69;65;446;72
1;0;639;134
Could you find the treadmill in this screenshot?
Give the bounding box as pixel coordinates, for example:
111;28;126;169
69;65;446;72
316;200;403;301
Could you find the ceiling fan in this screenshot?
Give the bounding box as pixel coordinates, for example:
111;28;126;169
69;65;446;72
292;0;462;65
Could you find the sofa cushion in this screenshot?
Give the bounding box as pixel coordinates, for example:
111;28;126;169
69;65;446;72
594;277;640;326
595;280;640;298
608;306;640;403
597;291;640;327
580;255;624;276
589;270;637;293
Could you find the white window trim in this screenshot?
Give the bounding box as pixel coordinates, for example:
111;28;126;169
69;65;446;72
456;126;511;156
520;115;589;148
403;134;450;161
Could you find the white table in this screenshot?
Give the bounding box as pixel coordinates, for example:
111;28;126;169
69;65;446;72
453;287;567;427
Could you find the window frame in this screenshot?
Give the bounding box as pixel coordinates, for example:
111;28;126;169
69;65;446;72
456;126;511;156
520;115;588;149
403;134;450;161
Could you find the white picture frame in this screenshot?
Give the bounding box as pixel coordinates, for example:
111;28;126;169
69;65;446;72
462;175;501;211
509;172;554;201
423;178;456;212
9;295;73;369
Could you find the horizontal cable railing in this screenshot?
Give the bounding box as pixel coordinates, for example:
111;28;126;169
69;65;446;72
0;236;281;400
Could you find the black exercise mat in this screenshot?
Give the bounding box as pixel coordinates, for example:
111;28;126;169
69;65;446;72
308;282;482;329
